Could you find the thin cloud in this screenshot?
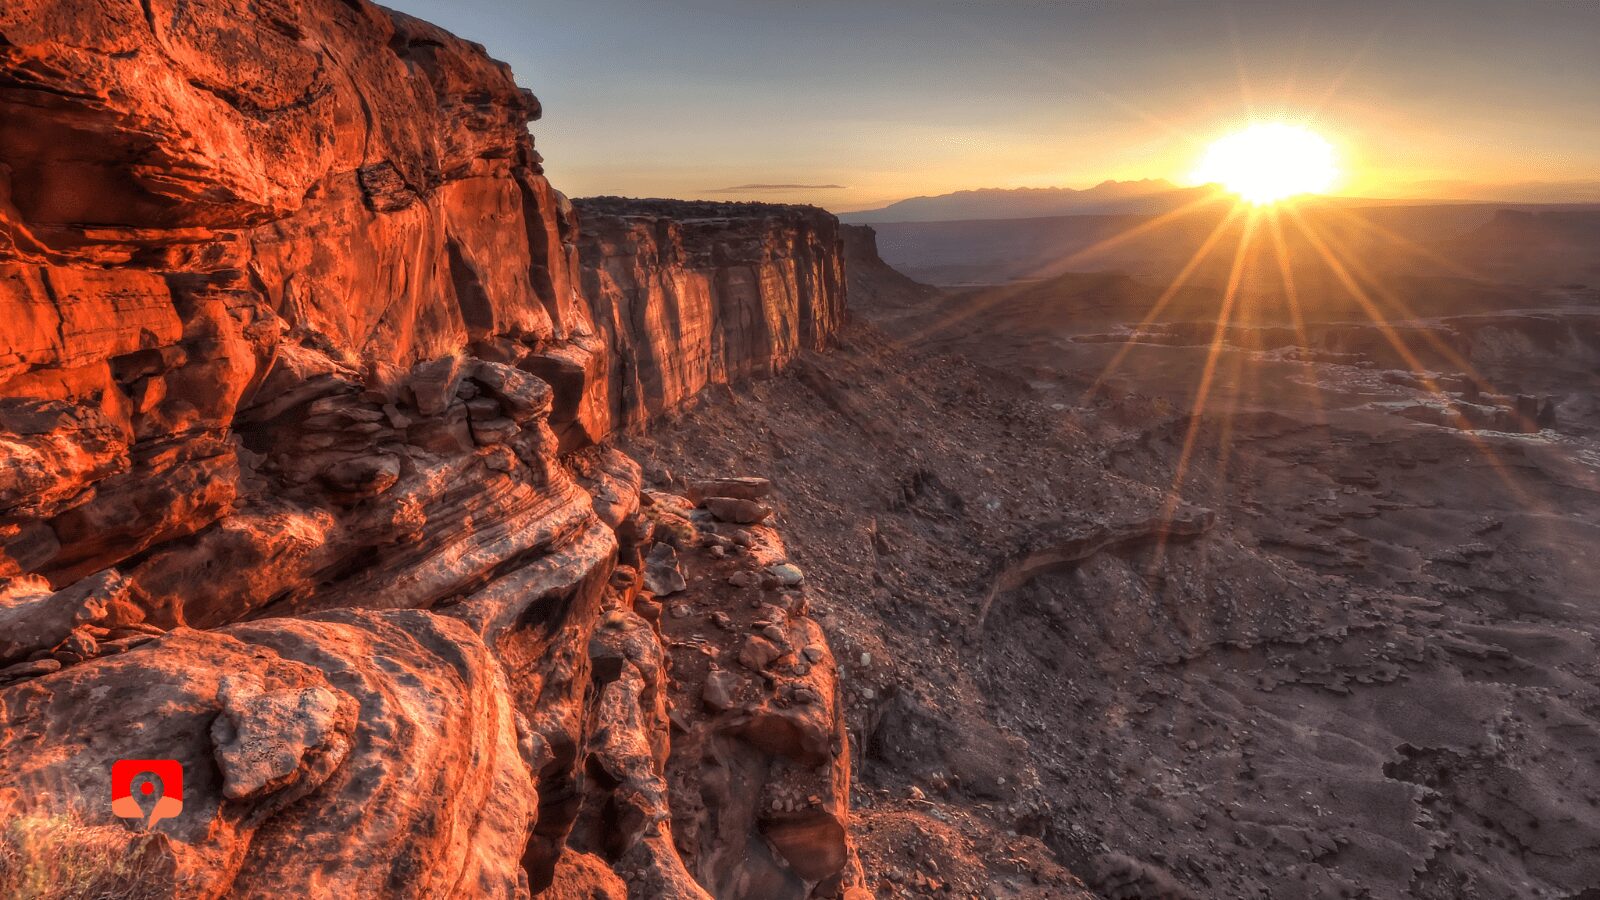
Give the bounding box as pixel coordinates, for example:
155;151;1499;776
708;183;848;193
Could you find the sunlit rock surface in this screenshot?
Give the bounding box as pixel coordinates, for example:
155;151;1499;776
0;1;861;895
576;198;846;432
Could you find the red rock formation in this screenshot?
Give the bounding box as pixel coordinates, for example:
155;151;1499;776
566;487;867;899
576;198;846;432
0;1;859;896
1;610;536;896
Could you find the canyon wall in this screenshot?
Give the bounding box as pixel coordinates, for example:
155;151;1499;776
576;198;846;432
0;2;857;897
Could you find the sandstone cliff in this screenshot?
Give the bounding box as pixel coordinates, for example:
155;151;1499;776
0;2;860;897
576;198;845;432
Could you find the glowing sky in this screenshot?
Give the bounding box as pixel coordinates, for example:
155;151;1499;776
384;0;1600;211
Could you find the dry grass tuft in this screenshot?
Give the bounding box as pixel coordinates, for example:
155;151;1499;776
0;811;178;900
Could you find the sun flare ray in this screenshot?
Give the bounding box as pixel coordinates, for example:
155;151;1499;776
1151;212;1260;565
1077;206;1246;404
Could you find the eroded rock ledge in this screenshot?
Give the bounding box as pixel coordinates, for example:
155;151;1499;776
0;1;860;896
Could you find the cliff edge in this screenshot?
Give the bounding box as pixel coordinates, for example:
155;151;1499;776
0;2;862;897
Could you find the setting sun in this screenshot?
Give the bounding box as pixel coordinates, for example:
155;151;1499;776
1193;123;1338;205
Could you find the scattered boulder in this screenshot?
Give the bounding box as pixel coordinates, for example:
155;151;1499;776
644;543;687;597
768;562;805;587
705;497;772;524
703;668;740;712
739;635;784;670
407;357;468;417
466;361;553;423
689;477;772;504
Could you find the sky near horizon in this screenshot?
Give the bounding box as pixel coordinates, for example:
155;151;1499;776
384;0;1600;212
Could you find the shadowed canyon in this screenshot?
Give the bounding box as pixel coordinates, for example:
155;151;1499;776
4;1;1600;899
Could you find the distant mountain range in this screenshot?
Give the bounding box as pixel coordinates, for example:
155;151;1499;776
840;179;1211;223
840;178;1600;224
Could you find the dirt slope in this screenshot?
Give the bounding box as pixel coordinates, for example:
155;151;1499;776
627;246;1600;897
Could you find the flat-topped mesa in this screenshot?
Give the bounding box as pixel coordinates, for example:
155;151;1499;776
575;197;847;432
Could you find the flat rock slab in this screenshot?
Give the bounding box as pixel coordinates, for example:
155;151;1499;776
704;497;772;524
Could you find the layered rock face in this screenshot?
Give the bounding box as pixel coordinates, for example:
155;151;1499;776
576;198;846;432
1;0;598;589
0;2;857;897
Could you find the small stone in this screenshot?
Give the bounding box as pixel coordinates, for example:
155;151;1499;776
803;646;825;663
766;563;804;586
739;636;783;670
761;624;786;643
632;597;663;624
703;669;740;711
728;570;760;588
860;652;873;667
49;647;88;666
669;604;692;619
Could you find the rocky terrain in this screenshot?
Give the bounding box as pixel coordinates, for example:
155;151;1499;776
6;2;1600;899
715;225;1595;898
0;2;861;897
